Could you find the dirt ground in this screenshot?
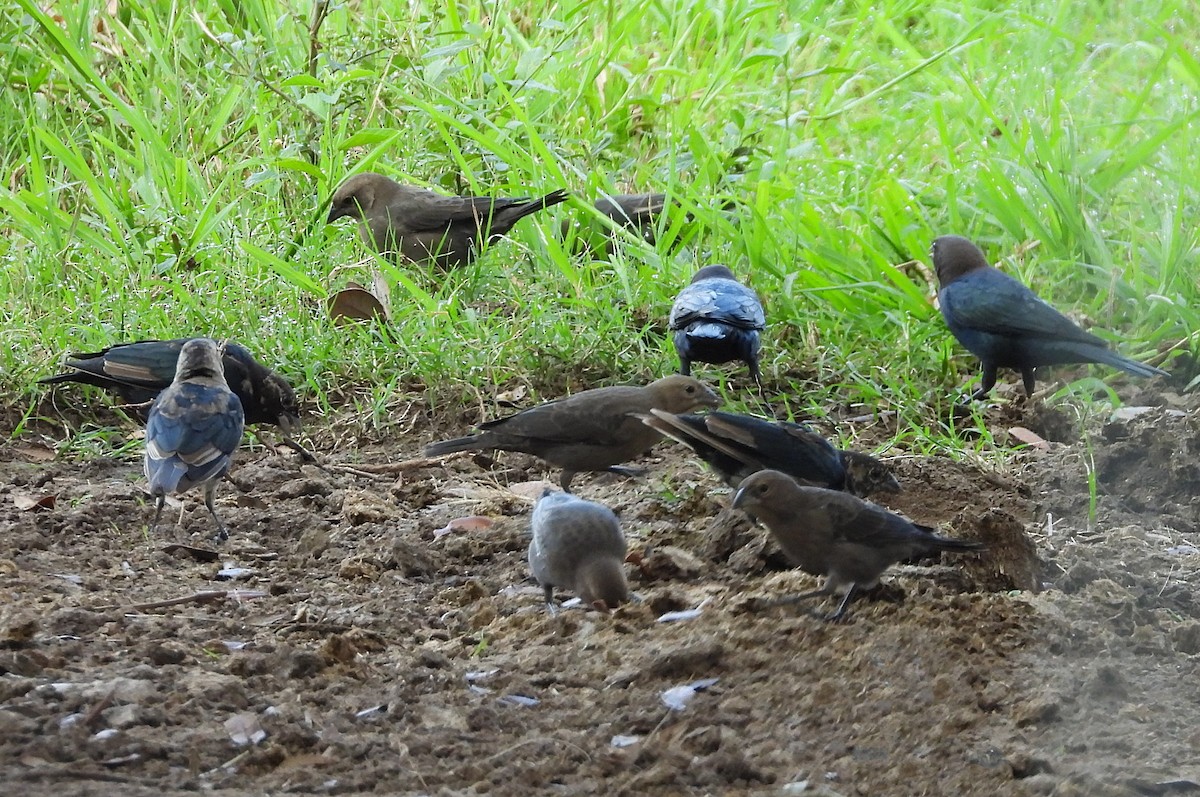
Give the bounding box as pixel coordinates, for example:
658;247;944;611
2;381;1199;796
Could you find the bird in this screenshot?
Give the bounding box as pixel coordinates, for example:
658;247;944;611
529;490;630;613
561;193;670;252
39;338;299;434
143;338;245;541
641;409;900;497
732;470;984;621
669;265;766;388
424;375;721;491
326;172;569;269
932;235;1169;399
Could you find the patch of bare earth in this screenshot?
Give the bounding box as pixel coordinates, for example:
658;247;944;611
0;389;1197;796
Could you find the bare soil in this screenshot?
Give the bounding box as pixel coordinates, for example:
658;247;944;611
2;387;1198;796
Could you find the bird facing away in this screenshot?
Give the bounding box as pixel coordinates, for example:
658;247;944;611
642;409;900;497
732;470;983;621
39;339;299;435
326;172;569;269
529;490;630;613
669;265;766;388
144;339;245;541
932;235;1169;399
424;375;721;491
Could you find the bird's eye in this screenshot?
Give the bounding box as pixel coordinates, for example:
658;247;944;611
685;385;696;394
756;484;769;494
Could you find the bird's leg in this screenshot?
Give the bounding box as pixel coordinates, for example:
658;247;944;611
823;585;859;622
1020;368;1037;397
968;362;999;401
678;358;692;377
542;585;559;615
150;496;166;535
558;470;577;493
203;484;230;542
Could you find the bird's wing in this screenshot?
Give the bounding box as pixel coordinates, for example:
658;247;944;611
405;195;528;231
597;194;667;225
670;281;765;330
814;490;927;548
480;390;638;446
941;271;1107;345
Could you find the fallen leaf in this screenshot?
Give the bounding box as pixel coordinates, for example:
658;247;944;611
1008;426;1049;450
12;445;55;462
433;516;494;539
329;278;390;324
13;492;55;512
495;385;527;405
508;481;556;500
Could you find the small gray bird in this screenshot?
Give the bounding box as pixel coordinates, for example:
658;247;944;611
144;339;245;540
326;172;569;269
932;235;1169;399
669;265;766;388
529;490;630;612
732;470;983;620
424;375;721;491
642;409;900;497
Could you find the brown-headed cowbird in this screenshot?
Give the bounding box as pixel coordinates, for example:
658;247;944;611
669;265;765;387
642;409;899;497
932;235;1169;399
144;339;245;540
326;172;569;268
424;375;721;491
39;339;299;434
529;490;629;612
732;470;983;620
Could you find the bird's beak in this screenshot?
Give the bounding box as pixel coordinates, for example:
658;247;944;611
882;474;902;493
732;485;748;510
326;206;345;224
278;413;301;437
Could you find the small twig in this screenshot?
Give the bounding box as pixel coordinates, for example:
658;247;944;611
122;589;267;613
82;689;116;729
328;456;447;476
307;0;330;78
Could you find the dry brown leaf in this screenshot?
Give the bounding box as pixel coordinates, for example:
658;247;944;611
495;385;528;405
433;516;494;539
12;445;55;462
328;279;390;325
13;492;56;512
1008;426;1049;450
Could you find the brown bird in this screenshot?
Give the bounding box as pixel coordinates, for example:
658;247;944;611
424;375;721;491
642;409;899;497
732;470;983;620
529;490;630;613
326;172;569;269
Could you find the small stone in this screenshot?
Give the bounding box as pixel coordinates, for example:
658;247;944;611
647;642;724;677
1013;694;1061;727
1172;621;1200;655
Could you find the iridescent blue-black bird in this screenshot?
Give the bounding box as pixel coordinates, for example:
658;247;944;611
669;265;766;388
933;235;1169;399
144;339;245;540
40;339;298;433
641;409;900;497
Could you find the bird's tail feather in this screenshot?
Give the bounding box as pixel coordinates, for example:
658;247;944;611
1089;347;1170;379
425;436;485;457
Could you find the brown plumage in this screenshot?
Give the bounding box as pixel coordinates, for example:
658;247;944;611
529;490;629;612
732;470;984;620
561;193;670;252
327;172;569;268
424;375;721;491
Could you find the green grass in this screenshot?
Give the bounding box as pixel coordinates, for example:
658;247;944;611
2;0;1197;457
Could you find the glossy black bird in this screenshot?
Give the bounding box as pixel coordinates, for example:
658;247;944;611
144;339;245;540
641;409;900;497
327;172;569;269
669;265;765;387
932;235;1169;399
39;339;299;434
733;470;984;621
